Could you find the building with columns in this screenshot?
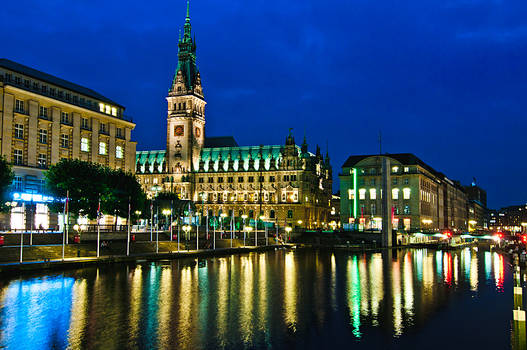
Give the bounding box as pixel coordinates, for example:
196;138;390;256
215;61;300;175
0;59;136;230
135;5;333;229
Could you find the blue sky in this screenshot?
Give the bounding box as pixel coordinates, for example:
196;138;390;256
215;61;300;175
2;0;526;209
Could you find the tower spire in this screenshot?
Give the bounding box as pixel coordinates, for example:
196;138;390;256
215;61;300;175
186;0;190;21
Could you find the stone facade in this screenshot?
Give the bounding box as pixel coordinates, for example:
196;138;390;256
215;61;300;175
135;6;333;229
340;154;470;232
0;59;136;230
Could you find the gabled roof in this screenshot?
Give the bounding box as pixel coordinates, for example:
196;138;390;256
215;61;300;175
0;58;123;107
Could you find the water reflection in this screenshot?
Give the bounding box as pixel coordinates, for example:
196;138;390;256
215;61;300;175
0;248;511;349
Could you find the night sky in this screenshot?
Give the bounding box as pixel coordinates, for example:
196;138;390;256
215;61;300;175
2;0;526;209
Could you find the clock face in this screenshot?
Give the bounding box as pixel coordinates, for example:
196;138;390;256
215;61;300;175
174;125;184;136
195;127;201;137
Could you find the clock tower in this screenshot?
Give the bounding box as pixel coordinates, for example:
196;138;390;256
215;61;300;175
166;1;206;177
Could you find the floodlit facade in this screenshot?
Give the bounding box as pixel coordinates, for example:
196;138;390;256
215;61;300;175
0;59;136;230
340;154;473;232
135;6;333;229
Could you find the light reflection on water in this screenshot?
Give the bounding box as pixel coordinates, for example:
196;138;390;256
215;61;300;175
0;248;512;349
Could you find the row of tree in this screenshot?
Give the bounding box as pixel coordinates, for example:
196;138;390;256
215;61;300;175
46;159;147;220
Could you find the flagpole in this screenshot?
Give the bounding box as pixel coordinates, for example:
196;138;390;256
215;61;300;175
230;212;233;248
150;201;153;242
62;194;66;261
97;195;101;258
196;216;199;251
213;216;216;250
156;205;159;254
65;190;69;245
127;196;131;256
170;200;173;242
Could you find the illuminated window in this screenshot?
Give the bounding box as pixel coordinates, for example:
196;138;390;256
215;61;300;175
359;189;366;200
370;188;377;200
15;99;24;113
37;154;47;168
39;106;48;118
99;142;107;155
14;124;24;139
35;204;49;229
392;166;399;173
60;134;69;148
38;129;47;144
81;138;89;152
10;206;24;230
392;188;399;200
99;103;105;112
13;149;23;165
13;176;23;191
116;145;123;159
81;118;90;129
111;107;117;116
403;188;411;200
403;218;411;230
105;105;111;114
404;167;409;173
61;112;70;124
348;189;355;200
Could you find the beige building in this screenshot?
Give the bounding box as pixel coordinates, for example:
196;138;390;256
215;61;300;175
135;7;333;229
0;59;136;230
340;154;468;232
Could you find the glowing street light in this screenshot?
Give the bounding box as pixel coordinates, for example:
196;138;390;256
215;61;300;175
182;225;192;250
244;225;253;247
285;226;292;242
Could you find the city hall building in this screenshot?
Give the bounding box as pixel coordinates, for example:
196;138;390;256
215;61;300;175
0;59;137;230
135;7;333;229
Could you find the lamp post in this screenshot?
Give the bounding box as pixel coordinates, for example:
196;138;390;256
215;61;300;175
163;208;172;250
196;212;199;251
182;225;191;251
260;215;267;246
241;214;248;246
220;213;227;241
285;226;292;243
245;226;253;248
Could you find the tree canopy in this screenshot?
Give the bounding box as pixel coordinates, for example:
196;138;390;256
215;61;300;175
0;156;14;212
45;159;146;219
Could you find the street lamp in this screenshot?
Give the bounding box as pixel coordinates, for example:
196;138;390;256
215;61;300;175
220;213;227;242
182;225;191;251
285;226;292;243
241;215;248;246
244;226;253;247
260;215;267;246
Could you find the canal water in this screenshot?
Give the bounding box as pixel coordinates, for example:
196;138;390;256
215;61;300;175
0;248;513;349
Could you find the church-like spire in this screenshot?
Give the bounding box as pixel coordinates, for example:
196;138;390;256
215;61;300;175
171;0;199;93
301;135;308;154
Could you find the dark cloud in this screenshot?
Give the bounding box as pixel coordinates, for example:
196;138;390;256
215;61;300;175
1;0;525;208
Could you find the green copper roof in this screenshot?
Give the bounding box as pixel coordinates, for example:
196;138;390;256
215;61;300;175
135;144;318;174
136;150;165;173
171;1;198;92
